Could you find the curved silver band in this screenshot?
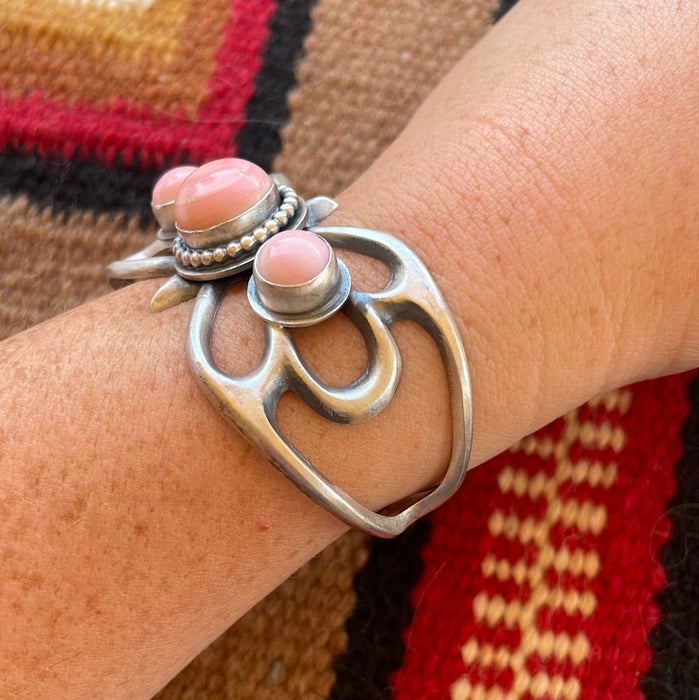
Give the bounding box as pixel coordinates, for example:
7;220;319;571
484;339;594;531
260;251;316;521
188;226;472;537
107;182;472;537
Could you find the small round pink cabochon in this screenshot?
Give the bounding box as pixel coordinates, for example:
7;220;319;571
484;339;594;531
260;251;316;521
256;230;330;286
151;166;197;207
174;158;272;231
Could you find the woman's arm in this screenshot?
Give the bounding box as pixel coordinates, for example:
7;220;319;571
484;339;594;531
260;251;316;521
1;0;697;697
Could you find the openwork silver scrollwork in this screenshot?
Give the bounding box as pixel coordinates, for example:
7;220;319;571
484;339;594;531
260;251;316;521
108;164;472;537
188;226;472;537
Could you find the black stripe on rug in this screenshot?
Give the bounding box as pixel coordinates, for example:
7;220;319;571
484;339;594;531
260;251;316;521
495;0;519;21
235;0;317;171
0;147;165;225
328;519;431;700
641;371;699;699
0;0;318;226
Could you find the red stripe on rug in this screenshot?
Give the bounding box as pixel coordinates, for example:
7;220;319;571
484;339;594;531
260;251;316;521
581;377;685;697
0;0;275;168
392;374;690;699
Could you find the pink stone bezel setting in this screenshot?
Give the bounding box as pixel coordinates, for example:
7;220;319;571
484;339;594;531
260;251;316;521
173;181;308;281
248;235;352;327
150;165;198;233
176;180;278;250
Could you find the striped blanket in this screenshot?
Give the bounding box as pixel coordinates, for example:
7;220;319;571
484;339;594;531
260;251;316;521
0;1;695;697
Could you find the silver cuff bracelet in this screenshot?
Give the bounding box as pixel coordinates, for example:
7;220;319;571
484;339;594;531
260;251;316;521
108;158;472;538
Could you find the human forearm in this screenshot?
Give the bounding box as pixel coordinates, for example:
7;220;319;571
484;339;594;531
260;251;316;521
1;0;697;697
341;0;699;457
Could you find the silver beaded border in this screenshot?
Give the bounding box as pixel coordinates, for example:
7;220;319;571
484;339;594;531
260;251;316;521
172;186;299;269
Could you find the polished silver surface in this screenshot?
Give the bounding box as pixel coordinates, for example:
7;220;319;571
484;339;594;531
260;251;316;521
176;180;279;250
107;179;472;537
174;191;307;282
303;196;338;226
248;234;352;325
188;225;472;537
150;275;200;312
106;236;175;289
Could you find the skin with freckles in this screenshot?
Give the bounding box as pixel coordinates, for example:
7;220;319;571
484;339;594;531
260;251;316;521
0;0;697;697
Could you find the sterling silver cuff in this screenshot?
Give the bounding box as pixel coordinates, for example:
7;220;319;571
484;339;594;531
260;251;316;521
108;159;472;538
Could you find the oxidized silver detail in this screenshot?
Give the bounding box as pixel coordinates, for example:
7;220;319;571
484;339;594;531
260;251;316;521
188;226;472;538
173;185;305;281
106;175;471;537
248;246;352;326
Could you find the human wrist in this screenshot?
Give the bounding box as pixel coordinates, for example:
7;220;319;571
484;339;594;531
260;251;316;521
332;28;699;467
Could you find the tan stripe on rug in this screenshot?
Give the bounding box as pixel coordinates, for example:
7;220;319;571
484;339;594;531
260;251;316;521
274;0;497;197
0;0;230;115
0;195;152;341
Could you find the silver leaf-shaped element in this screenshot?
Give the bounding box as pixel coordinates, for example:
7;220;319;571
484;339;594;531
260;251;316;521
306;196;339;227
150;275;200;312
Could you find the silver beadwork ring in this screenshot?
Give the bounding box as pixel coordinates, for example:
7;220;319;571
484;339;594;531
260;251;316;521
107;158;472;537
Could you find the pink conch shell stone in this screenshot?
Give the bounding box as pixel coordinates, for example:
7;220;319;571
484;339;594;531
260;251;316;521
174;158;272;231
151;166;197;206
256;230;330;286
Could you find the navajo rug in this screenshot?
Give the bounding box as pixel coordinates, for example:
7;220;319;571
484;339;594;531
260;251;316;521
0;1;696;698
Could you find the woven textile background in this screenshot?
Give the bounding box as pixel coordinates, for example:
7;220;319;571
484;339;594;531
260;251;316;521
0;1;696;698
